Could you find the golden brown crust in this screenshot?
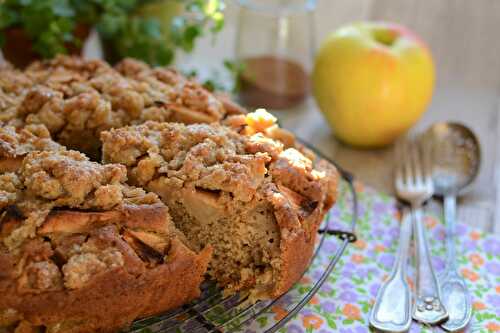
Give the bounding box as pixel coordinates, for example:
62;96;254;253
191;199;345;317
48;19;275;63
265;152;338;297
0;151;211;333
0;55;337;332
0;233;211;333
0;205;211;332
100;115;338;299
1;56;245;158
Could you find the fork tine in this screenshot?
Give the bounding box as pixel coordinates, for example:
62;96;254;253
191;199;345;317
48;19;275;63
410;139;423;186
394;139;404;188
403;139;413;186
420;135;433;182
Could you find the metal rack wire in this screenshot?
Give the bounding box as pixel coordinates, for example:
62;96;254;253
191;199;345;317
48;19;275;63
127;145;358;333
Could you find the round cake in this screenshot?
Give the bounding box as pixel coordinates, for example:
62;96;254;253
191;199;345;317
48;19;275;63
0;56;338;333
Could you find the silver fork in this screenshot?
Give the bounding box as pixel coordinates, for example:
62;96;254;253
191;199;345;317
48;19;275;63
370;139;449;332
369;209;413;332
369;141;414;333
398;139;448;325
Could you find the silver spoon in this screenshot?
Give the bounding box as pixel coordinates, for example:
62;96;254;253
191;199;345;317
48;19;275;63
424;122;480;332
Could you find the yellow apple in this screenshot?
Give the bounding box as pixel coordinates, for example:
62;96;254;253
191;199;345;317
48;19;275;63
312;22;435;148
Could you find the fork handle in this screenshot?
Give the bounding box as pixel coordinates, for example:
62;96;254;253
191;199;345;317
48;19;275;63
369;209;413;332
411;206;449;325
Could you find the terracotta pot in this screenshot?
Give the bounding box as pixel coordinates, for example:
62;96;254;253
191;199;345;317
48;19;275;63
1;24;90;68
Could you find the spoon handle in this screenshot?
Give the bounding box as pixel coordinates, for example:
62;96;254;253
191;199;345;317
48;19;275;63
411;206;449;325
444;196;457;269
440;195;472;332
369;209;412;333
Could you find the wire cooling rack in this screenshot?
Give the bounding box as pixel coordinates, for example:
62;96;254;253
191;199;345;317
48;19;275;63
127;144;358;333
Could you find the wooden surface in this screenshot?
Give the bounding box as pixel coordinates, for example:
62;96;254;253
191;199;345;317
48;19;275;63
5;1;500;234
185;0;500;234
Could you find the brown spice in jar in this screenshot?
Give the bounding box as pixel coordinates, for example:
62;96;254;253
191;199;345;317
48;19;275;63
238;55;309;110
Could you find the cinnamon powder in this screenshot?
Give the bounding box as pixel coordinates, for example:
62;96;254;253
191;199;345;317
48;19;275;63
238;55;309;109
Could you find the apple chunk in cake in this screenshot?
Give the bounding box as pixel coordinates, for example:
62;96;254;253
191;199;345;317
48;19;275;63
101;118;338;299
0;150;211;333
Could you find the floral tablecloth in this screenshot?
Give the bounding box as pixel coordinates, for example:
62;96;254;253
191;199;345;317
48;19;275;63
245;181;500;333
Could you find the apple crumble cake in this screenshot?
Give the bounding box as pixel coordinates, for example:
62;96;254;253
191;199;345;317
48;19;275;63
0;56;245;158
0;150;211;332
0;55;339;332
101;110;338;300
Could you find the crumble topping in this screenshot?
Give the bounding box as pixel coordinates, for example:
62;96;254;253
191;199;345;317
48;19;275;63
101;113;338;296
0;149;180;295
223;109;296;148
0;173;20;210
0;124;64;176
0;125;65;163
102;121;273;202
63;248;124;289
1;55;244;158
20;150;126;210
0;55;341;333
0;53;338;328
0;124;63;159
18;260;63;293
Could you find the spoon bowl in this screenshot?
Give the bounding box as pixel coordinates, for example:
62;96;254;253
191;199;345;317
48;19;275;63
424;122;481;195
424;122;480;332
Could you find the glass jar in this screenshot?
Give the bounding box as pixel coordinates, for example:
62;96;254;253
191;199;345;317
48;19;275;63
235;0;316;110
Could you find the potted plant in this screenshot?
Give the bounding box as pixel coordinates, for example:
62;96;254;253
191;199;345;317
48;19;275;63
0;0;91;68
0;0;225;68
99;0;225;66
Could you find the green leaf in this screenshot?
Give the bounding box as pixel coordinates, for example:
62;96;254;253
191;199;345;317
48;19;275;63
256;316;268;327
156;46;174;66
203;79;216;92
52;0;75;17
97;10;128;37
482;313;499;320
168;0;225;54
326;316;337;329
210;11;224;32
141;18;162;40
180;24;201;51
0;7;19;29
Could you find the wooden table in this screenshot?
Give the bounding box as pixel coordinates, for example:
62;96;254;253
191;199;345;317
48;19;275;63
180;0;500;234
